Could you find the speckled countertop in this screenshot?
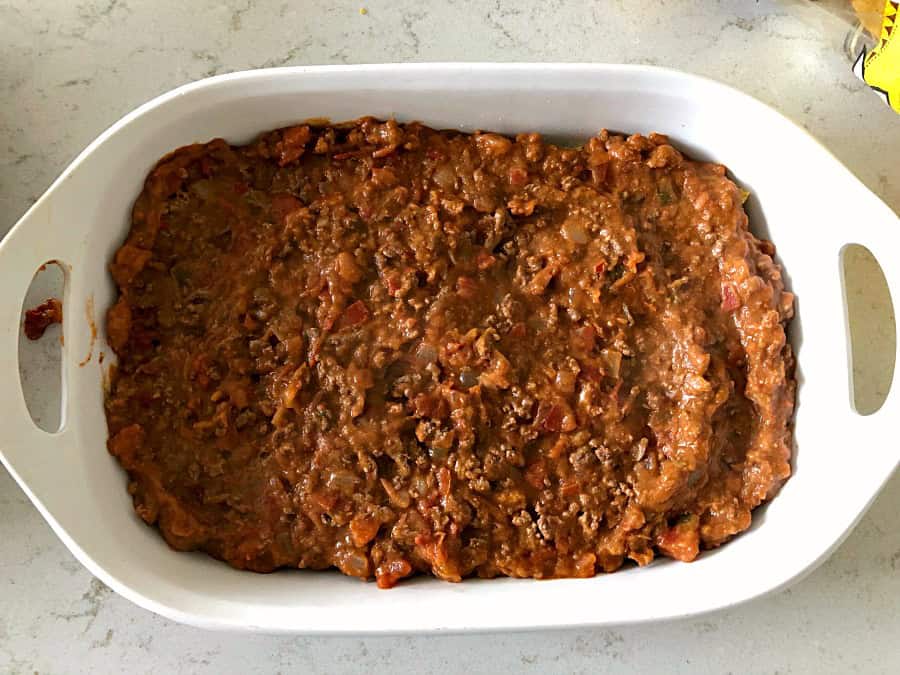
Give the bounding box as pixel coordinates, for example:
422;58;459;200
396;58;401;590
1;1;898;673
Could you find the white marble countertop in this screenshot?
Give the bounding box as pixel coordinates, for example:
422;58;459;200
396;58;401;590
1;1;898;673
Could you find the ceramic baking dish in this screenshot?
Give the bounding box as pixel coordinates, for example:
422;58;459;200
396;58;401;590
1;64;897;634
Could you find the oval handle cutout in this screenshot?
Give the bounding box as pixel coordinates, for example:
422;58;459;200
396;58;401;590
18;261;67;432
841;244;896;415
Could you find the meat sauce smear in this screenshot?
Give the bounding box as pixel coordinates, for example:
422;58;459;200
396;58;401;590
104;119;795;587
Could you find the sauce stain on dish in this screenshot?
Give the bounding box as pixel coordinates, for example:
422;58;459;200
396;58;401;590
79;294;97;367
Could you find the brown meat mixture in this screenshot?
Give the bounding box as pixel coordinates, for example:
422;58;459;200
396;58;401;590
24;297;63;340
104;118;795;587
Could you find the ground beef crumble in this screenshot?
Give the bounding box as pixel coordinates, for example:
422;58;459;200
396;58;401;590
104;118;795;587
24;298;63;340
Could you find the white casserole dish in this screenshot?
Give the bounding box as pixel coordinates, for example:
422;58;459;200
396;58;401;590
1;64;897;634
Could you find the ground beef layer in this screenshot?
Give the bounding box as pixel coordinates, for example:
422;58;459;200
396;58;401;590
104;118;795;587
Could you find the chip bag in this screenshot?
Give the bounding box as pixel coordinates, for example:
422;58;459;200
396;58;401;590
790;1;899;113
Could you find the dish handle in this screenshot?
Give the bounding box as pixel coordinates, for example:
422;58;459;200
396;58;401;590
842;213;900;446
0;197;74;463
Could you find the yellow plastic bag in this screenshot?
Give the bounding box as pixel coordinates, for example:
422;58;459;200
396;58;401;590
791;1;899;113
853;1;899;112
